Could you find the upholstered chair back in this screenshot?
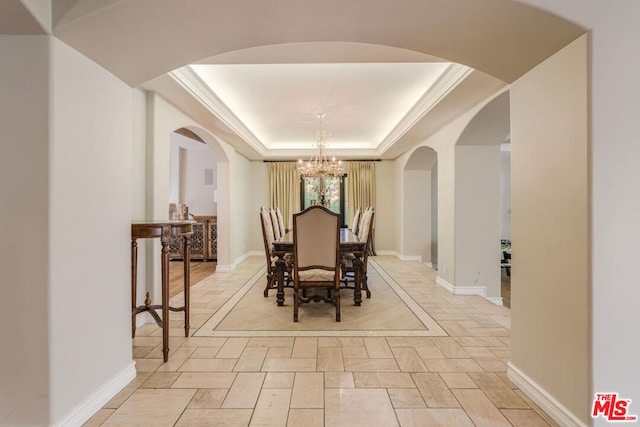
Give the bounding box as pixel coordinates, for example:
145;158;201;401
275;207;287;236
358;208;373;241
269;208;281;240
261;207;276;249
351;207;361;235
294;206;340;272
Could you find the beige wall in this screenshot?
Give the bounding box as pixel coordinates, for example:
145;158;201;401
245;160;397;256
408;108;475;286
145;94;192;294
0;35;51;426
228;151;252;263
144;94;239;274
248;161;270;252
403;169;432;261
49;38;135;422
374;160;396;253
455;145;501;301
510;34;589;423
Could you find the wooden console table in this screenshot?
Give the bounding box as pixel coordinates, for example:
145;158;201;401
169;216;217;261
131;220;194;362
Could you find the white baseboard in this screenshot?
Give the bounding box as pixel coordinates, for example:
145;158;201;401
222;251;262;273
399;254;423;262
55;361;136;427
234;253;249;266
423;261;433;268
452;285;487;297
436;276;455;293
487;297;504;306
133;311;156;326
374;250;399;257
436;277;503;304
507;362;587;427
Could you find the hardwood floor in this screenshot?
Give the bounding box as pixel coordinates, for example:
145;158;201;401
169;260;216;298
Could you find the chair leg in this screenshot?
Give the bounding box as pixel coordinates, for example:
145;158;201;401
264;273;273;297
335;289;341;322
293;289;299;322
362;274;371;298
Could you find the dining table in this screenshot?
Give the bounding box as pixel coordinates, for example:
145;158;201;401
271;228;367;307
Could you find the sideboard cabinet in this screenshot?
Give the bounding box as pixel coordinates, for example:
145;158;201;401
170;216;217;261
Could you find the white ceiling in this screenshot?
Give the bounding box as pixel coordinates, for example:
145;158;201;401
185;61;458;154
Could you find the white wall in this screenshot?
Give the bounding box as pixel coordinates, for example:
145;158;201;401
0;35;50;426
454;145;501;301
510;34;589;423
144;94;235;284
430;163;438;267
403;170;431;262
229;151;252;264
401;147;437;263
169;132;217;216
404;106;480;286
249;161;270;252
49;38;134;424
131;88;149;330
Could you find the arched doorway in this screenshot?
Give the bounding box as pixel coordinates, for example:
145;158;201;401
402;146;438;267
453;90;510;305
167;128;219;290
180;126;231;270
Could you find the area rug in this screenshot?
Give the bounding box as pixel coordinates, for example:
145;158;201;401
194;258;446;337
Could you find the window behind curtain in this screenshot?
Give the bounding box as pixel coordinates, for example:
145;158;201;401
301;176;348;227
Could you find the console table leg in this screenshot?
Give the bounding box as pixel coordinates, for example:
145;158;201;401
131;239;138;338
161;237;170;362
183;235;191;337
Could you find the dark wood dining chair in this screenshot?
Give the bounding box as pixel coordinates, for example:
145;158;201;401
260;207;291;297
341;208;374;298
293;205;341;322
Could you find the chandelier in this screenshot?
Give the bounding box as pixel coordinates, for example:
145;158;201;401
297;114;344;207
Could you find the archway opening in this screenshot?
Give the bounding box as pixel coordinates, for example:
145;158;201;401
454;90;510;305
403;146;438;267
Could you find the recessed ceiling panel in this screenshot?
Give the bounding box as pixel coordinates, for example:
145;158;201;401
189;62;450;151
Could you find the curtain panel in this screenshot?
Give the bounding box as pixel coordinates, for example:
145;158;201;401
268;162;300;230
347;161;376;228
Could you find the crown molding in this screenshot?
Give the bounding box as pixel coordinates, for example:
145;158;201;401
169;67;267;156
171;63;471;158
376;63;472;156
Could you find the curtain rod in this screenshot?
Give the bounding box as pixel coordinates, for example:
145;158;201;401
262;159;382;163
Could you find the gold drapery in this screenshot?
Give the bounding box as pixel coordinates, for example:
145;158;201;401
347;161;376;228
268;162;300;230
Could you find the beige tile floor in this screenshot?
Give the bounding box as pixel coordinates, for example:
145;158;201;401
85;256;558;427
